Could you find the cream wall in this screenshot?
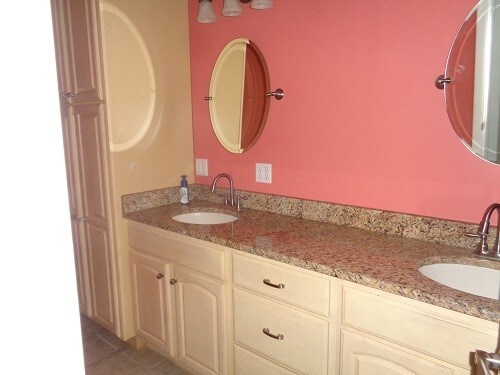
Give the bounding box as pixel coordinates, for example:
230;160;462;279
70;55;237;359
99;0;194;339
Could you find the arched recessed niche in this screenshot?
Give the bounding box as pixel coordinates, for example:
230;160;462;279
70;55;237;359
99;2;156;152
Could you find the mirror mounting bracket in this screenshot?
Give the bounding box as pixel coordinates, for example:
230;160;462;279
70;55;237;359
266;88;285;100
435;74;452;89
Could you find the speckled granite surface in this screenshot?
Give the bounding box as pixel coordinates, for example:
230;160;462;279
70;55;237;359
122;185;498;249
123;198;500;323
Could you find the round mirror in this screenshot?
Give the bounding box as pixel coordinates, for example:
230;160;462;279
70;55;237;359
209;38;270;153
443;0;500;164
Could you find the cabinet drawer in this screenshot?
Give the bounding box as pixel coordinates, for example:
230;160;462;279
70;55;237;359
233;288;329;375
342;286;497;369
232;253;330;316
128;223;224;280
340;329;456;375
234;344;298;375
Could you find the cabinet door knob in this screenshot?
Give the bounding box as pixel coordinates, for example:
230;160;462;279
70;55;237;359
263;279;285;289
77;216;88;222
59;91;75;99
263;328;284;340
170;279;178;285
156;273;164;279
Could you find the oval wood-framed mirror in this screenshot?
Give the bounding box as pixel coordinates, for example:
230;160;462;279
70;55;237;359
208;38;270;154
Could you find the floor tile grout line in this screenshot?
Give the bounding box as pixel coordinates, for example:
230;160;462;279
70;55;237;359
84;348;120;368
80;314;190;374
119;346;169;369
96;332;127;350
138;358;169;372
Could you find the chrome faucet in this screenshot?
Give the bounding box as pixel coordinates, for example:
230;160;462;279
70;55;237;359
210;173;235;206
475;349;500;374
466;203;500;260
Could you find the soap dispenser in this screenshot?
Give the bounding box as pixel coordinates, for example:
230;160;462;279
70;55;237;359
180;175;189;204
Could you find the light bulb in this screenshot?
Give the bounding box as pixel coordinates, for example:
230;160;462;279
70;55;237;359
250;0;274;10
197;0;216;23
222;0;243;16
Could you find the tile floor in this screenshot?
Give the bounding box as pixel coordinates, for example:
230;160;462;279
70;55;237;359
80;314;191;374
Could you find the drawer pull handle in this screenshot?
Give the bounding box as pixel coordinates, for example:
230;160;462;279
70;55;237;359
263;279;285;289
263;328;284;340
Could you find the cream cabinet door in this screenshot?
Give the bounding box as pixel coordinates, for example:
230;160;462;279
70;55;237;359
51;0;102;104
72;103;115;332
172;267;226;375
60;105;92;316
341;329;457;375
130;251;174;356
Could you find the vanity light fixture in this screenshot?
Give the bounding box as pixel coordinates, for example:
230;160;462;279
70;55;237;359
197;0;273;24
197;0;216;23
222;0;243;16
250;0;274;9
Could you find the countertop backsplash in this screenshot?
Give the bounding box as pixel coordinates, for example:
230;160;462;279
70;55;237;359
121;184;496;250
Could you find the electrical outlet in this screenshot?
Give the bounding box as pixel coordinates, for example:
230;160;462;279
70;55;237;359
195;159;208;176
256;163;272;183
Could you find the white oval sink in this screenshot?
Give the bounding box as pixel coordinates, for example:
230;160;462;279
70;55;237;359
419;263;500;300
172;212;238;225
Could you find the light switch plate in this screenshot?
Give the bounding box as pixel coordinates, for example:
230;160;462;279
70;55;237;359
195;159;208;176
256;163;272;183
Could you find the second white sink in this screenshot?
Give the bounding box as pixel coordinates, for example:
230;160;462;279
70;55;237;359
172;212;238;225
419;263;500;300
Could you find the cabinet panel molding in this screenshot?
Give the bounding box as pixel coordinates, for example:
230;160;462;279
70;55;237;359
86;223;114;331
60;106;92;315
341;329;456;375
70;103;116;333
51;0;102;103
130;251;174;355
174;267;226;375
74;104;108;225
234;344;298;375
233;287;329;375
129;223;225;280
232;252;330;316
341;285;497;369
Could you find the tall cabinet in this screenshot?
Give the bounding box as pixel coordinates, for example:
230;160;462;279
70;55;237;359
51;0;117;334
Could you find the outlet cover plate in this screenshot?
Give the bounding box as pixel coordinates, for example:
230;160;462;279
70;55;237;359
195;159;208;176
256;163;272;183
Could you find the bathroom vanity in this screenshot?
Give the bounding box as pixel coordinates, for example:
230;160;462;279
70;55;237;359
124;193;499;375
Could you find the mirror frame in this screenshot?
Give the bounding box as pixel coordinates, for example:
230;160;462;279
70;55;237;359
209;38;270;153
443;0;500;165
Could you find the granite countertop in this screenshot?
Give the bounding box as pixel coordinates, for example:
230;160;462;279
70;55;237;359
124;200;500;323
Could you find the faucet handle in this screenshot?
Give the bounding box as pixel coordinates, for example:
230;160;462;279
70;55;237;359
218;194;229;205
466;231;489;255
466;232;486;238
236;196;248;212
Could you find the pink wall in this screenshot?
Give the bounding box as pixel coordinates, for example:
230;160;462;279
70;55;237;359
189;0;500;224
